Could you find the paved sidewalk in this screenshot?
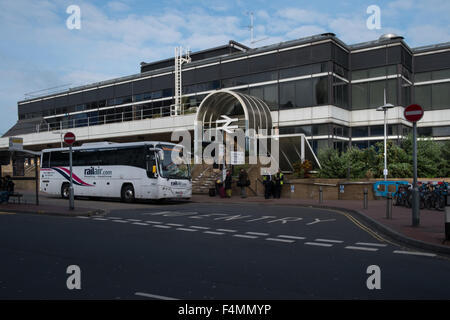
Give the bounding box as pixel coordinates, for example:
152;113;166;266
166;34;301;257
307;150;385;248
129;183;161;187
0;202;104;217
191;194;450;252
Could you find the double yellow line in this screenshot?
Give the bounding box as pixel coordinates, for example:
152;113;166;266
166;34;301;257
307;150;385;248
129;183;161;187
324;208;396;245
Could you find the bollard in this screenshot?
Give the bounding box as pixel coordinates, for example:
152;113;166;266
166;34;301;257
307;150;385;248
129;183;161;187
363;188;368;209
319;186;323;203
386;193;392;219
445;206;450;241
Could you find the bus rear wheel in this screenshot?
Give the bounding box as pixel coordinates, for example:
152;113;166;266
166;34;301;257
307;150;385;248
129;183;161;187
121;184;135;203
61;183;70;199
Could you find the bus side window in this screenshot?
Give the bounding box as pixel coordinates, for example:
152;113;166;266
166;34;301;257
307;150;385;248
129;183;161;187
42;153;50;168
146;153;157;178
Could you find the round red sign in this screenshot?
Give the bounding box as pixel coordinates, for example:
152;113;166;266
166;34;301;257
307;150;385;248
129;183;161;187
63;132;76;145
404;104;424;122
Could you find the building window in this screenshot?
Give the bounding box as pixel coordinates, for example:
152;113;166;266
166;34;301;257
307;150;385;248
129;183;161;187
369;81;385;108
263;84;279;111
352;126;368;137
313;77;328;105
414;85;432;110
352;83;368;109
295;79;313;107
279;82;296;109
433;126;450;137
333;77;349;109
432;82;450;110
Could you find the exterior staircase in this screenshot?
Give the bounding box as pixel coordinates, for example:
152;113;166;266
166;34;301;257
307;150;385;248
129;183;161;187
192;166;223;194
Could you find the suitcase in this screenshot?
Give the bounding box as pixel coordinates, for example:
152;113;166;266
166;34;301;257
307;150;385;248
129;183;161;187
219;186;226;198
209;188;216;197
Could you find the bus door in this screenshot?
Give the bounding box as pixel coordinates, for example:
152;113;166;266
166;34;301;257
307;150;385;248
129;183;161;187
142;149;159;198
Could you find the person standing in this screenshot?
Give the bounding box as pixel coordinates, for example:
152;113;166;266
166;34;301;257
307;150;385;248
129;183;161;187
274;169;284;199
263;172;272;199
238;168;249;198
225;170;233;198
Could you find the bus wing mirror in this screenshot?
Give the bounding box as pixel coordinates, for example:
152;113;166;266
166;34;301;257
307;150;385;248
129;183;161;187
158;150;164;161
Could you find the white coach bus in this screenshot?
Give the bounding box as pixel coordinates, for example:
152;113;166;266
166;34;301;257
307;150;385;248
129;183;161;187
40;141;192;201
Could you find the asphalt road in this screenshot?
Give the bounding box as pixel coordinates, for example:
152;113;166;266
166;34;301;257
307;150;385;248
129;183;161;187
1;197;450;299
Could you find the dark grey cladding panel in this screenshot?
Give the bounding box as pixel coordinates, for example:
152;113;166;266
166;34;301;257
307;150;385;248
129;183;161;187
42;98;54;111
196;64;220;82
332;44;349;69
278;47;311;68
387;46;401;65
249;54;279;73
311;42;332;62
220;58;249;78
54;95;68;108
414;51;450;72
18;101;41;114
83;88;98;102
351;48;386;70
151;74;174;90
114;82;132;97
68;92;84;106
402;47;412;71
133;78;152;94
182;69;196;85
97;86;114;100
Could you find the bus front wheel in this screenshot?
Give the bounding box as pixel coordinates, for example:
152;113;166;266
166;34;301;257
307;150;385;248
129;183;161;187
61;183;70;199
121;184;135;203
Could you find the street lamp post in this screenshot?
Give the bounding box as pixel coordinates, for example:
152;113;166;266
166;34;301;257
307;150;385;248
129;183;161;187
376;90;394;181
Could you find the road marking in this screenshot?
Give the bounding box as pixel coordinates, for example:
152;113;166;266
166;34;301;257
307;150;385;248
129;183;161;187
305;242;333;247
76;216;90;219
106;217;122;219
306;218;336;225
127;219;142;222
112;220;128;223
216;229;237;233
135;292;178;300
167;223;184;227
266;238;295;243
145;221;162;224
153;225;171;229
233;234;258;239
190;226;210;230
203;231;224;235
315;238;344;244
277;235;306;240
355;242;387;247
345;246;378;252
176;228;197;232
132;222;149;226
143;211;172;215
393;250;436;257
93;218;108;221
246;232;269;236
0;212;15;215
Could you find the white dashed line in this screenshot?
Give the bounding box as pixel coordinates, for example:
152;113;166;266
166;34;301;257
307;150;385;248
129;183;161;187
266;238;295;243
190;226;210;230
305;242;333;247
176;228;197;232
355;242;387;247
127;219;142;222
153;225;171;229
217;229;237;233
92;218;108;221
145;221;162;224
345;246;378;252
393;250;436;257
315;239;344;243
135;292;178;300
246;232;269;236
107;217;123;220
233;234;258;239
112;220;128;223
132;222;149;226
167;223;184;227
143;211;171;215
203;231;224;235
76;216;90;219
277;235;306;240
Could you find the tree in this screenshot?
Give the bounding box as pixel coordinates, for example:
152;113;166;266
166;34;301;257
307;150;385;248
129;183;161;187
317;148;347;178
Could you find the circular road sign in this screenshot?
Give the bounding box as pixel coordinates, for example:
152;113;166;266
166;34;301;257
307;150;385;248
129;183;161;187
63;132;76;145
404;104;424;122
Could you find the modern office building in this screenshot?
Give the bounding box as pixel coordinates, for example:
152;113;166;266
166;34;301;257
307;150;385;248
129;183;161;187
2;32;450;160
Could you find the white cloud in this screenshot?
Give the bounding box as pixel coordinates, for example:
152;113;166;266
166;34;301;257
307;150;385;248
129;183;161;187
286;25;328;40
106;1;130;12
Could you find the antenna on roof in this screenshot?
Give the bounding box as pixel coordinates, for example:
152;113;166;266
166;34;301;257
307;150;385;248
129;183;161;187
245;12;269;45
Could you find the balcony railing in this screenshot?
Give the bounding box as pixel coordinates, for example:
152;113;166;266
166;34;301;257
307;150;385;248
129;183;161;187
35;105;198;133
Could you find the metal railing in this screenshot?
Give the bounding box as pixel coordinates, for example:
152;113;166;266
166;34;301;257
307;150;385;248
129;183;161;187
36;105;198;133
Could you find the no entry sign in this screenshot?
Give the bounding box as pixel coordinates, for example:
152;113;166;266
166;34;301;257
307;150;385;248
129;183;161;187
404;104;424;122
63;132;76;145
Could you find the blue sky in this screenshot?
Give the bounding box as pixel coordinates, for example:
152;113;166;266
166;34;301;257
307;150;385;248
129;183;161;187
0;0;449;134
